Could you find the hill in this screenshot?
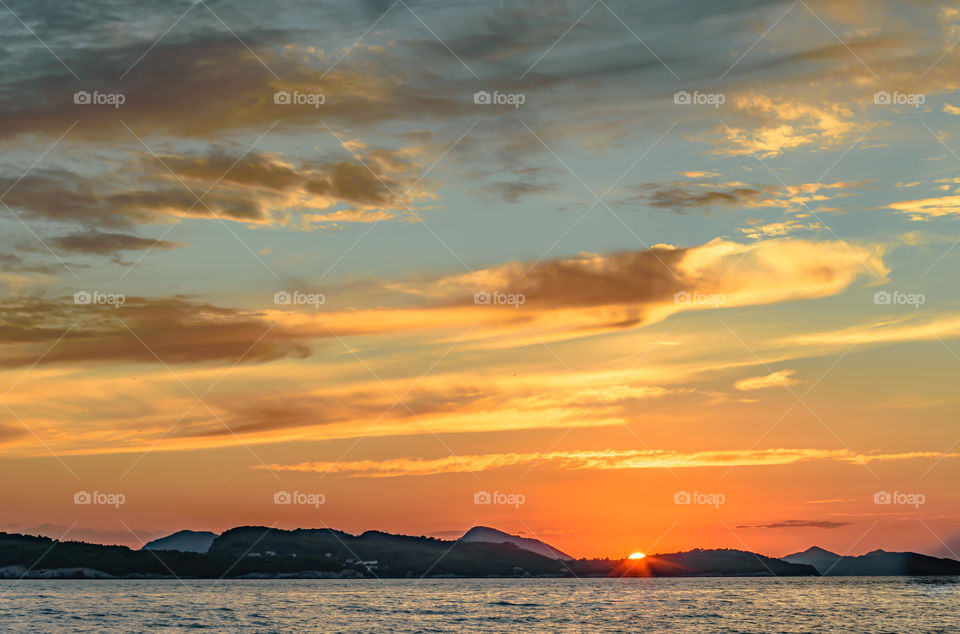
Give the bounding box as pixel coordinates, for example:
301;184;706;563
608;549;819;577
785;546;960;576
782;546;842;574
460;526;573;560
2;529;958;579
142;530;218;553
210;526;564;577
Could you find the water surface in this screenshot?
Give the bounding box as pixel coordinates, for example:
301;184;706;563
2;577;957;632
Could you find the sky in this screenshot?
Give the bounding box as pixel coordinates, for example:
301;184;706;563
1;0;959;560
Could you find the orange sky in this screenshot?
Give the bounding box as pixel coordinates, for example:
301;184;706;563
0;0;958;561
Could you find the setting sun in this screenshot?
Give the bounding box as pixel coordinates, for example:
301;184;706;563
628;553;646;560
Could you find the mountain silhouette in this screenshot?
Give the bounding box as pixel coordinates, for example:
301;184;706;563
631;548;817;577
2;529;958;579
142;530;218;553
460;526;573;560
782;546;841;574
784;546;960;576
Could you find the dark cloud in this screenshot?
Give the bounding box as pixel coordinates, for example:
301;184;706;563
0;146;421;229
632;181;774;212
302;162;397;207
454;247;688;309
428;529;468;538
0;31;470;142
0;253;62;275
0;296;311;367
491;180;556;203
724;36;911;83
185;385;498;438
0;168;261;227
50;230;186;256
156;148;414;210
0;423;27;443
158;150;304;191
736;520;853;530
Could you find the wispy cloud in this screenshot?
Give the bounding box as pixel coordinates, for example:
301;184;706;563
889;195;960;220
734;369;800;391
785;315;960;348
736;520;852;530
259;448;959;478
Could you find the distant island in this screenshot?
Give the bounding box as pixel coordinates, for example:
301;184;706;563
783;545;960;576
2;526;959;580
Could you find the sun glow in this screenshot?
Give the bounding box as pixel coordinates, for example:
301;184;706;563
628;552;646;560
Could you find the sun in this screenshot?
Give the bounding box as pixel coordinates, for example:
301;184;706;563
628;552;646;560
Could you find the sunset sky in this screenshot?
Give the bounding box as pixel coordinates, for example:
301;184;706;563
2;0;960;560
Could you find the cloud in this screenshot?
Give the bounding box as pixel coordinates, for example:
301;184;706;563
734;369;800;391
428;529;470;538
0;253;63;275
0;169;207;227
347;236;883;351
49;231;186;257
0;236;886;371
680;171;720;178
435;237;885;313
155;145;431;225
0;363;690;456
0;232;889;384
632;181;775;212
0;146;429;230
784;315;960;349
0;296;312;366
0;32;472;142
627;178;869;218
178;382;678;441
712;94;864;158
739;219;823;240
888;195;960;220
0;424;26;443
157;146;423;210
735;520;852;530
258;448;957;478
490;180;557;203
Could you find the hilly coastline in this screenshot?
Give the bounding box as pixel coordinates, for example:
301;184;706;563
784;546;960;576
1;526;957;580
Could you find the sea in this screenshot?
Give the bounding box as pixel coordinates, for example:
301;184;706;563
1;577;957;632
